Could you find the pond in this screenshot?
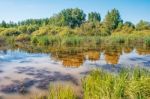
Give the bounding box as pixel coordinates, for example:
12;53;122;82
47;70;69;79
0;44;150;99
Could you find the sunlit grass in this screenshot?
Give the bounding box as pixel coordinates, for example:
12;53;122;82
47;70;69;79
144;37;150;47
15;34;30;42
83;67;150;99
34;67;150;99
34;84;77;99
37;36;49;46
1;29;150;47
62;36;83;46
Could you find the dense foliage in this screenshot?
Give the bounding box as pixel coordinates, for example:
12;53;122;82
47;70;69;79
136;20;150;30
49;8;86;28
88;12;101;22
0;8;150;47
103;8;122;31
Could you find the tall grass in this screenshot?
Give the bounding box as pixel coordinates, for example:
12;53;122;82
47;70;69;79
31;36;49;46
34;67;150;99
62;36;83;46
38;36;50;46
144;37;150;47
15;34;30;42
83;67;150;99
61;35;102;46
2;30;150;47
34;84;77;99
108;35;126;44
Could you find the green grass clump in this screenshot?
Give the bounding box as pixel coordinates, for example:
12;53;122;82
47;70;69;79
34;84;77;99
62;36;83;46
48;36;61;45
109;35;126;44
83;67;150;99
34;67;150;99
38;36;50;46
49;85;77;99
31;36;39;44
31;36;50;46
144;37;150;47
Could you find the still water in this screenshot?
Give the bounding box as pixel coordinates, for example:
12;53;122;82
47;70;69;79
0;44;150;99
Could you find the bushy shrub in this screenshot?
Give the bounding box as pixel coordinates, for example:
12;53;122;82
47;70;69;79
27;25;39;34
15;34;30;42
79;22;104;36
1;28;21;36
136;20;150;30
18;25;27;33
32;26;52;36
0;28;5;33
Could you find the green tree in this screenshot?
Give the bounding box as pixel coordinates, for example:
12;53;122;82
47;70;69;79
18;18;49;26
103;8;122;31
79;22;101;36
117;21;124;30
6;21;17;27
136;20;150;30
124;21;135;28
122;21;135;33
115;21;135;33
88;12;101;22
1;21;7;28
49;8;86;28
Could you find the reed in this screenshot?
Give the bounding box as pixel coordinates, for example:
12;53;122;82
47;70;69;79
144;37;150;47
34;84;77;99
83;67;150;99
34;67;150;99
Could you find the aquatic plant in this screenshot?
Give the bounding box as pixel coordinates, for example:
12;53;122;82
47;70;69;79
34;67;150;99
62;36;83;46
31;36;39;44
38;36;50;46
105;34;126;44
144;37;150;47
31;36;52;46
48;36;61;45
34;84;77;99
83;67;150;99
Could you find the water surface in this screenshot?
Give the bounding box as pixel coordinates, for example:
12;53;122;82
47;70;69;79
0;45;150;99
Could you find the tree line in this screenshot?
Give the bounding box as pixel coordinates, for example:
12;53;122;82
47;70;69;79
0;8;150;33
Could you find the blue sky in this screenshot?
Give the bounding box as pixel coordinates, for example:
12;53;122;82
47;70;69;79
0;0;149;24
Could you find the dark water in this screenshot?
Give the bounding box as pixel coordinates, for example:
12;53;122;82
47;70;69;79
0;44;150;99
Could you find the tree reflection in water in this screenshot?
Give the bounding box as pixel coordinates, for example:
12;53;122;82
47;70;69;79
1;43;150;67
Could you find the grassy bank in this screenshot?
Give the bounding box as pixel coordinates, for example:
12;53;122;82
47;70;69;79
1;29;150;47
0;8;150;47
34;67;150;99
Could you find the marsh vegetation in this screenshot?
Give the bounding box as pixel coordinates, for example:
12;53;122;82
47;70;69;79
34;67;150;99
0;8;150;47
0;8;150;99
